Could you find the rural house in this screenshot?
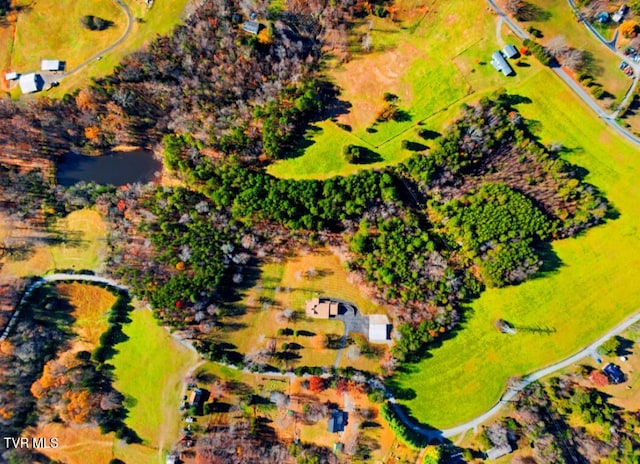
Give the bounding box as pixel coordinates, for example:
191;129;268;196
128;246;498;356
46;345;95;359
603;363;625;384
486;444;513;460
328;409;347;433
305;297;340;319
491;51;514;76
190;387;204;409
612;4;628;23
242;21;260;35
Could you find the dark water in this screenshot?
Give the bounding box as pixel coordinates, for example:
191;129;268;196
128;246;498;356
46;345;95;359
56;150;161;186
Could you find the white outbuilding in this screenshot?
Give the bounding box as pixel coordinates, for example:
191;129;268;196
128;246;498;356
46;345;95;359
368;314;391;343
19;73;40;94
41;59;63;71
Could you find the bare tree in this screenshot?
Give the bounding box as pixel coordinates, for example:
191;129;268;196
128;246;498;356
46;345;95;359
546;35;568;58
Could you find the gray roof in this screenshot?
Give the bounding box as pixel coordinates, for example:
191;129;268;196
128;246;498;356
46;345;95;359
491;51;514;76
41;59;62;71
486;445;512;460
242;21;260;35
502;44;519;59
19;73;39;94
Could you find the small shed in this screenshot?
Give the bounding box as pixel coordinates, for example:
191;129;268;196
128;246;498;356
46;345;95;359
41;59;64;72
502;44;519;59
589;370;609;387
368;314;391;342
486;444;512;460
242;21;260;35
491;51;514;76
4;72;18;81
19;73;40;94
328;410;347;433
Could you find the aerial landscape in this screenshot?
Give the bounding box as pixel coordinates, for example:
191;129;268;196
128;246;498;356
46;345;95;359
1;0;640;463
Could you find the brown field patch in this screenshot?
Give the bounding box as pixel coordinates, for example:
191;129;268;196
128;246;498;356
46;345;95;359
333;41;426;130
55;282;116;350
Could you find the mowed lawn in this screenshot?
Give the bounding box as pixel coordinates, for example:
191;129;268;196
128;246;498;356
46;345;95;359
268;0;528;179
1;208;108;277
222;250;390;372
11;0;126;72
112;308;199;457
395;64;640;429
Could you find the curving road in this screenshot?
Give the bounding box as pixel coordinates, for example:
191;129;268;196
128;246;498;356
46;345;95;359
487;0;640;146
0;273;127;342
390;309;640;440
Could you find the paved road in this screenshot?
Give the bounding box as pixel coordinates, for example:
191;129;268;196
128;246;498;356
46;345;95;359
0;273;127;342
40;0;134;90
389;310;640;440
486;0;640;147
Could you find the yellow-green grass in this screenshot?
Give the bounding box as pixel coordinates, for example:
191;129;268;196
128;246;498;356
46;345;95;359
55;281;116;350
525;0;630;103
47;0;190;97
11;0;126;72
1;208;108;277
268;0;530;179
223;251;389;371
395;64;640;429
112;308;199;455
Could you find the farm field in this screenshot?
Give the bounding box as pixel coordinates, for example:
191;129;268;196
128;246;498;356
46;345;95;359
221;250;390;373
112;308;200;458
30;283;160;464
523;0;631;105
395;62;640;429
268;0;532;179
0;208;108;277
10;0;126;73
1;0;190;97
55;281;116;350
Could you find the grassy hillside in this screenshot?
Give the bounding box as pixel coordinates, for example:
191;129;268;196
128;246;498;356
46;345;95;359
112;308;199;457
395;64;640;428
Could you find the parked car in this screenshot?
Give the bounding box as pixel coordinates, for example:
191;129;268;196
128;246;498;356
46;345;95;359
620;61;629;70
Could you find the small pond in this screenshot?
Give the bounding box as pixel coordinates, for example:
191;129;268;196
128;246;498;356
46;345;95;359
56;149;161;186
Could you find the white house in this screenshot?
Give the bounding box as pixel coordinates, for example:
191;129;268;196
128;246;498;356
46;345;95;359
4;72;18;81
19;73;39;94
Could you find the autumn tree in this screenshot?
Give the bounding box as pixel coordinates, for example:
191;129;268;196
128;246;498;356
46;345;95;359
621;20;639;38
308;376;324;393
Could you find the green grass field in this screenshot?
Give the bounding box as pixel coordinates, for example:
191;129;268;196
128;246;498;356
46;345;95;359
268;0;530;179
2;0;190;97
395;64;640;429
112;308;199;456
10;0;126;73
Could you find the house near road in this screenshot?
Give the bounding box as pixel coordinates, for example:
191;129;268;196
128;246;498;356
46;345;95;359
189;387;204;409
368;314;391;343
328;409;347;433
502;44;519;59
612;4;628;23
305;297;340;319
41;59;64;72
490;51;514;76
18;73;41;94
603;363;625;384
